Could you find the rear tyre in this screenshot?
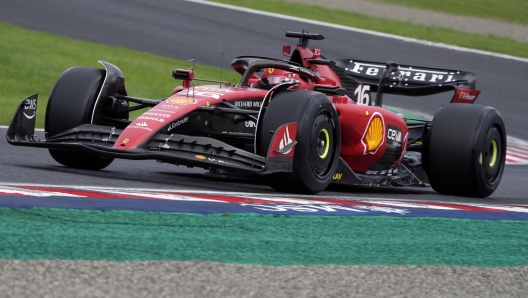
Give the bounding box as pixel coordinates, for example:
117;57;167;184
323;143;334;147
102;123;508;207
258;90;341;194
45;67;114;170
425;104;506;198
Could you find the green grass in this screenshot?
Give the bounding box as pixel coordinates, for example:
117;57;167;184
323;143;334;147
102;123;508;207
0;22;239;127
374;0;528;25
211;0;528;58
2;208;528;266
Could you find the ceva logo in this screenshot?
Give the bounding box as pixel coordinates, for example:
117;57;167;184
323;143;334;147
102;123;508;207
388;128;402;142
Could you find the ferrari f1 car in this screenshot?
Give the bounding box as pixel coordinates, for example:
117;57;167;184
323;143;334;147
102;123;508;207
7;31;506;197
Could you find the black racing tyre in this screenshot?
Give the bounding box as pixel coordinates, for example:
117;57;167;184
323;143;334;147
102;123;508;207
425;103;506;198
45;67;114;170
258;90;341;194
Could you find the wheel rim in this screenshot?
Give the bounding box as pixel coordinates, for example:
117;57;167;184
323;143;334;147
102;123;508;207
309;111;335;177
488;139;498;167
483;126;503;183
317;129;330;158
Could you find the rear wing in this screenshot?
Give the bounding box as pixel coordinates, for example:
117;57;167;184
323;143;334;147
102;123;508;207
331;59;480;105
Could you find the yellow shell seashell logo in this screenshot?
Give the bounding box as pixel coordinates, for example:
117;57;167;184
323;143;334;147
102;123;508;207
362;113;384;154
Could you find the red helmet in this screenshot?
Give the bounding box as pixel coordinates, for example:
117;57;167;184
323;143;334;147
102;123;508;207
261;68;293;86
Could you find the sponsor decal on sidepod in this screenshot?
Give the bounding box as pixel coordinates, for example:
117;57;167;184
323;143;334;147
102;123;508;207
361;112;385;155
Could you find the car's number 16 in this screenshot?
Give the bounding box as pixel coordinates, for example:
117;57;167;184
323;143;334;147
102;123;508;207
354;84;370;105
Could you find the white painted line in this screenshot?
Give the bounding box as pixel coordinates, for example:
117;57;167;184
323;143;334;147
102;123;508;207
460;203;528;213
89;189;227;202
368;200;458;210
238;195;332;205
184;0;528;64
0;185;84;197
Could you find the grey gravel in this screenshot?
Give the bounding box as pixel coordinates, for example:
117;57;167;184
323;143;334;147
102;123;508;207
1;259;527;298
283;0;528;43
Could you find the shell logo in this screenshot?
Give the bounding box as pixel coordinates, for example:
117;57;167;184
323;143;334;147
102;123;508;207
195;155;206;160
361;112;384;154
168;97;197;105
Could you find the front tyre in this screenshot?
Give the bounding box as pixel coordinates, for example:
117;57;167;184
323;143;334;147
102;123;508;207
258;91;341;194
425;104;506;198
45;67;114;170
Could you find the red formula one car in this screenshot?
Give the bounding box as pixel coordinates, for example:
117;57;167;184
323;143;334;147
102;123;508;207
7;31;506;197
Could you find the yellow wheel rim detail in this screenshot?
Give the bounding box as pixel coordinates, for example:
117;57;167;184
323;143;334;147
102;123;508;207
489;139;498;167
319;129;330;158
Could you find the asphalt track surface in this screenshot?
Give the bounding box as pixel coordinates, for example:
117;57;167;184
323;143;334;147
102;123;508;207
1;0;527;204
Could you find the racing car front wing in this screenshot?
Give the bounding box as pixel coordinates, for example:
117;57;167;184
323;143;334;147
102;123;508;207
6;95;295;176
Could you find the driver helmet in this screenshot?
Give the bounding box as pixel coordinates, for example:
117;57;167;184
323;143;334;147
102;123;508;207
261;68;293;86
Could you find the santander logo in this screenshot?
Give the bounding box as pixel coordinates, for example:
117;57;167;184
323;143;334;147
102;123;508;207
279;126;294;154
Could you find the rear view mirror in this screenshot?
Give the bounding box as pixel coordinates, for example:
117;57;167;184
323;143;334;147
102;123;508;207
283;45;291;57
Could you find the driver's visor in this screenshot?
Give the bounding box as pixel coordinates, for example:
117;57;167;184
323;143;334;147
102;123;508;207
266;76;290;85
